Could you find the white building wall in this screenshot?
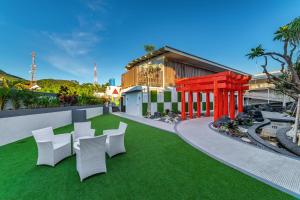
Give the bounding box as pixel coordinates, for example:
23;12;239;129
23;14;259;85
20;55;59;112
125;92;142;117
0;107;103;146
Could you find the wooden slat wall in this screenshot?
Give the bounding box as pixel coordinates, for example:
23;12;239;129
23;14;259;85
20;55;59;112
164;60;214;87
122;59;216;88
164;65;176;86
121;67;138;88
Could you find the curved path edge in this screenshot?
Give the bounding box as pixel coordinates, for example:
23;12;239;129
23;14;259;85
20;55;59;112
175;117;300;198
113;113;300;198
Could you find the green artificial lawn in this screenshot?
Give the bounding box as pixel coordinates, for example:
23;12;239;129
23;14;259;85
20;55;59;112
0;114;295;200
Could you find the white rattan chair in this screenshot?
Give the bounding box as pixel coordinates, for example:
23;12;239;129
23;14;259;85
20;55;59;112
72;121;95;142
103;122;127;157
32;127;71;167
75;135;107;181
105;132;126;158
103;122;127;136
71;122;95;153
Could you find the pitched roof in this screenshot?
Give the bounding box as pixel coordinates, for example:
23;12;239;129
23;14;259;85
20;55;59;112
125;46;249;76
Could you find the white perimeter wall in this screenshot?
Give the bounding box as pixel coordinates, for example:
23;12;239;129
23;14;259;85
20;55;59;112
0;107;102;146
79;107;103;119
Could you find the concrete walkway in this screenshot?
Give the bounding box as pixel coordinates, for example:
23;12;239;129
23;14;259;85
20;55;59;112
176;117;300;198
112;112;175;133
113;112;300;197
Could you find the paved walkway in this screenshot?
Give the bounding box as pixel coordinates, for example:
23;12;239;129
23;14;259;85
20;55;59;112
113;112;300;197
176;117;300;198
112;112;175;133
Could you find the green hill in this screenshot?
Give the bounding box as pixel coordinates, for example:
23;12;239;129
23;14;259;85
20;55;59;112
0;69;107;95
0;69;25;82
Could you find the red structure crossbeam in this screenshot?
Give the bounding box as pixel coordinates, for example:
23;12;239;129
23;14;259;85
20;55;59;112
175;71;251;122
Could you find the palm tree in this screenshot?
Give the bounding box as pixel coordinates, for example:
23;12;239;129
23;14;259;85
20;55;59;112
142;45;161;117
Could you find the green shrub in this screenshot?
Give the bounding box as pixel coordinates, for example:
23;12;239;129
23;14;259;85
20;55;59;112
142;103;148;116
202;102;206;111
49;97;60;107
151;90;157;102
23;91;39;108
193;102;197;111
157;103;164;113
164;91;171;102
172;102;178;113
177;92;181;101
0;88;9;110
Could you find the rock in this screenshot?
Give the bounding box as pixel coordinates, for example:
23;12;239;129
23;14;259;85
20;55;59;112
214;116;232;128
153;112;161;118
238;126;248;133
236;112;252;125
250;110;264;122
241;137;251;143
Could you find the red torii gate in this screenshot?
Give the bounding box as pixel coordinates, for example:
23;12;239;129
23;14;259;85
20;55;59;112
175;71;251;122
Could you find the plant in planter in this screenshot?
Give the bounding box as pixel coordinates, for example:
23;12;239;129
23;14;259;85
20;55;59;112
9;89;22;109
0;88;9;110
57;86;78;106
23;91;39;109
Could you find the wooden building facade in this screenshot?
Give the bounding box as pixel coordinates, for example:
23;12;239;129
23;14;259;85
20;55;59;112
121;46;248;89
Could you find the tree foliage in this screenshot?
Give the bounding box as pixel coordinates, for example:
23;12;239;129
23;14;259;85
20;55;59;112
144;45;156;53
247;17;300;99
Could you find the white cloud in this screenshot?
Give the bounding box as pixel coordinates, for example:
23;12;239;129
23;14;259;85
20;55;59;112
45;55;91;77
41;0;106;80
84;0;106;12
48;31;100;56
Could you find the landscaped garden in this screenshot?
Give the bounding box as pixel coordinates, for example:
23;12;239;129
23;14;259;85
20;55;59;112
0;114;295;200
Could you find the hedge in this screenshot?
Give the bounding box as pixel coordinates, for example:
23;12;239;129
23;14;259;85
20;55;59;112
164;91;171;102
202;102;214;111
172;102;178;113
157;103;164;113
151;90;157;102
142;103;148;116
193;102;197;111
177;92;181;101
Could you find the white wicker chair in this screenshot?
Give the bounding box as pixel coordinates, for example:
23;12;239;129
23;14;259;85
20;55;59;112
32;127;71;167
71;122;95;153
103;122;127;157
75;135;107;181
72;121;95;142
103;122;127;136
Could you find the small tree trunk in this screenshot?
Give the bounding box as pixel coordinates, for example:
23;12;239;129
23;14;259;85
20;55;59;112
147;74;151;117
293;94;300;144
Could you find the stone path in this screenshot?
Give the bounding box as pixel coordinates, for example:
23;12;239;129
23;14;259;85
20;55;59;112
113;112;300;198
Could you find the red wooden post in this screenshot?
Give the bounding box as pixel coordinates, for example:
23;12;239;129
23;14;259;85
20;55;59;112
230;90;235;119
206;92;210;117
238;90;243;113
197;92;201;117
181;91;186;120
189;91;193;119
224;89;228;116
218;89;223;118
213;81;218;121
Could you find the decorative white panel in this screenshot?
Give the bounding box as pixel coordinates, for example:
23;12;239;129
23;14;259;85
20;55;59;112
151;103;157;115
164;102;171;111
142;92;148;103
157;91;164;103
171;88;177;102
178;102;182;112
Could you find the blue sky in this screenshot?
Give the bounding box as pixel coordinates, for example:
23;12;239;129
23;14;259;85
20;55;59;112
0;0;299;85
